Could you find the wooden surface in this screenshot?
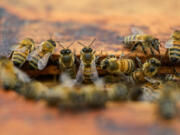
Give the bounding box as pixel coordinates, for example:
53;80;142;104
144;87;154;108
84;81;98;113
0;0;180;135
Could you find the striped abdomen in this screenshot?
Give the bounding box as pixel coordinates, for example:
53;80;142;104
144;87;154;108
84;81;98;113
12;50;29;67
83;66;93;83
29;53;43;69
168;43;180;63
123;34;143;46
119;59;135;74
62;66;76;78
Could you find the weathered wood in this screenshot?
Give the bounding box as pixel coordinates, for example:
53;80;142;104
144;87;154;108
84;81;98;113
0;0;180;134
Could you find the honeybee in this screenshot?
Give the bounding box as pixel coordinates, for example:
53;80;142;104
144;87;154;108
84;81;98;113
28;39;56;70
76;39;98;84
0;56;30;90
58;41;76;78
157;84;177;119
107;83;128;101
83;79;107;107
129;57;161;85
19;81;49;100
46;74;86;108
165;30;180;73
101;55;135;74
122;27;161;55
11;38;35;67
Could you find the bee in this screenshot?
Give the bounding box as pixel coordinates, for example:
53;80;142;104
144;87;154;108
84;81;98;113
107;83;128;101
0;56;30;90
19;81;49;100
101;54;135;83
158;84;177;119
83;79;107;107
129;57;161;86
58;41;76;78
165;30;180;73
101;55;135;74
11;38;35;67
46;74;86;108
122;27;161;55
76;39;98;84
28;39;56;70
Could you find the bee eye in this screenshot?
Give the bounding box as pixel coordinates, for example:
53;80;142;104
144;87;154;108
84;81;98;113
83;48;87;52
66;49;71;54
89;48;92;52
61;50;65;54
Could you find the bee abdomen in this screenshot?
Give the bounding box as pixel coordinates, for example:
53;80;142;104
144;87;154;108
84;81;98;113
124;35;138;45
12;52;27;67
169;44;180;63
119;59;135;74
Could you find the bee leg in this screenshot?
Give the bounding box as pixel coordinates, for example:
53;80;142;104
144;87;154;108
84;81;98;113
150;47;155;56
131;42;140;52
141;44;147;54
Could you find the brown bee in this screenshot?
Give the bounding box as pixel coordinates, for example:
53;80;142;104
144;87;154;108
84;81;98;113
122;27;161;55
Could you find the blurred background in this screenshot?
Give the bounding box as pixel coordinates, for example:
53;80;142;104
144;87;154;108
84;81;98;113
0;0;180;56
0;1;180;135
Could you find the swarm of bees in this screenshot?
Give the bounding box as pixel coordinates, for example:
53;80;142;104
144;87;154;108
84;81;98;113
0;28;180;120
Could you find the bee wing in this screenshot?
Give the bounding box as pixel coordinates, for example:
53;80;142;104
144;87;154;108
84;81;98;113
90;60;99;81
37;53;51;70
14;67;31;83
131;27;144;35
165;39;174;48
75;61;84;83
27;46;42;61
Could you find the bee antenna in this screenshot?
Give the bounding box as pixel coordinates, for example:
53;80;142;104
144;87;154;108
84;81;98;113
88;38;96;47
67;41;75;49
49;32;54;40
77;41;86;47
57;41;65;49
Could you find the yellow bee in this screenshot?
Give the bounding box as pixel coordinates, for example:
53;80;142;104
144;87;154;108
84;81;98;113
58;41;76;78
129;57;161;85
101;55;135;74
157;84;177;119
76;39;98;84
0;56;30;90
123;28;161;55
28;39;56;70
165;30;180;73
19;81;49;100
11;38;35;67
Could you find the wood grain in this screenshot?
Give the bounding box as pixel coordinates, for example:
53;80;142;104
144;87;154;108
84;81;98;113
0;0;180;135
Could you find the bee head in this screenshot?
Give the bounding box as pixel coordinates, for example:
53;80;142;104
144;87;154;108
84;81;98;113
47;39;56;47
149;58;161;67
60;49;72;55
81;47;95;62
101;59;109;70
172;30;180;40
